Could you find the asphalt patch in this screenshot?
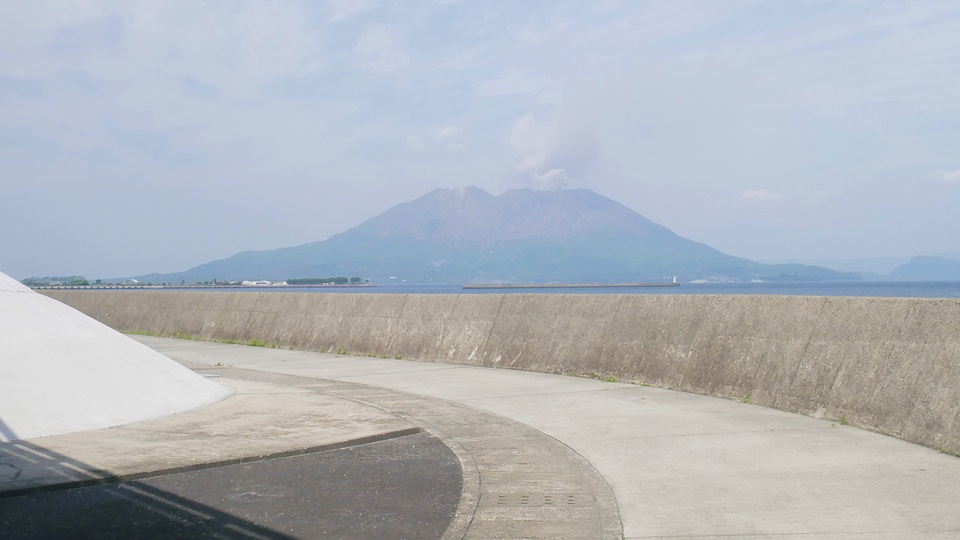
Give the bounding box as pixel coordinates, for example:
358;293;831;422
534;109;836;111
0;431;462;539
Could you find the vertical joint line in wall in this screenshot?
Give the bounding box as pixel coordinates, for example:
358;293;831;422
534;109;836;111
677;293;714;390
251;291;264;312
597;295;624;364
891;300;916;438
244;291;264;337
436;294;457;355
395;294;410;354
824;297;848;395
790;296;826;386
480;294;506;357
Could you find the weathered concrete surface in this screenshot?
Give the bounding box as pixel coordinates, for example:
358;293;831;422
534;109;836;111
0;375;415;496
144;337;960;539
0;276;228;442
1;351;622;539
43;290;960;455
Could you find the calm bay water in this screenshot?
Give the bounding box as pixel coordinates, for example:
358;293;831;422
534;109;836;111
193;281;960;298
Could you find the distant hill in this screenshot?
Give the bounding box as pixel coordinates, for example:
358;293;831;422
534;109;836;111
761;256;910;275
890;256;960;281
763;253;960;281
135;187;859;284
934;252;960;263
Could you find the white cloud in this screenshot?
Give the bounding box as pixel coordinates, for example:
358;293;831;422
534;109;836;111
405;133;425;151
0;1;324;94
435;125;462;140
353;25;410;74
232;0;326;88
739;189;782;201
328;0;376;22
932;169;960;184
476;69;546;97
508;109;598;189
0;1;112;78
406;125;467;152
534;169;568;190
350;123;389;141
0;0;331;169
509;114;549;173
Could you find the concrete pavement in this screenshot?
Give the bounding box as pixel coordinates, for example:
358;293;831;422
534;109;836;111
141;336;960;540
4;335;960;538
1;341;621;539
0;374;416;497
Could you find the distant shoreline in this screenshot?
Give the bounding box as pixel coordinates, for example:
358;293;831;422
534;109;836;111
29;281;960;298
31;284;378;290
462;282;680;289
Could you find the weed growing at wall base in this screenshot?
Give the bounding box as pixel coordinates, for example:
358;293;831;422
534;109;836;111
584;372;619;383
122;329;287;351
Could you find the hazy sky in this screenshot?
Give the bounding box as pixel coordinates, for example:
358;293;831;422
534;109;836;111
3;1;960;279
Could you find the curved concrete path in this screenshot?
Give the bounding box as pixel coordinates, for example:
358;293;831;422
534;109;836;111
22;335;959;539
138;336;960;540
1;340;620;539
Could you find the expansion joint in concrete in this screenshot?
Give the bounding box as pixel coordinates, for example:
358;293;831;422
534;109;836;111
479;294;506;363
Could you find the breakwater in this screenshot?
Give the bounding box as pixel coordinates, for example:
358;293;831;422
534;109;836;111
42;290;960;455
462;282;679;289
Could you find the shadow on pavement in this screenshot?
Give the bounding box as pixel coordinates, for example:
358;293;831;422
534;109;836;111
1;426;461;540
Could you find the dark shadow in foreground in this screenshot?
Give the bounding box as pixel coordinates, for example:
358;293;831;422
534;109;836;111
0;431;461;540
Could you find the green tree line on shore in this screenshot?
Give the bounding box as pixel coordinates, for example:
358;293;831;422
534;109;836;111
21;276;96;287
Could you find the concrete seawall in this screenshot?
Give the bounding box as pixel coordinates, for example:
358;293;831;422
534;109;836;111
42;290;960;454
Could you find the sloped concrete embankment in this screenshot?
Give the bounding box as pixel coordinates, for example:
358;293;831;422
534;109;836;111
0;274;228;443
42;290;960;455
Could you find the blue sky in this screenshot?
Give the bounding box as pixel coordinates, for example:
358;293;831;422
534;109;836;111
2;0;959;279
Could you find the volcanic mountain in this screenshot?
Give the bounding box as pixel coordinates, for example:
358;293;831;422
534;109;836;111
142;187;857;283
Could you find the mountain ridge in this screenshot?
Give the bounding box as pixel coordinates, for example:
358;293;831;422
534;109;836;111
890;256;960;281
130;186;858;284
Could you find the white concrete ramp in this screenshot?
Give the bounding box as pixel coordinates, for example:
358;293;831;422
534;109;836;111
0;273;229;442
